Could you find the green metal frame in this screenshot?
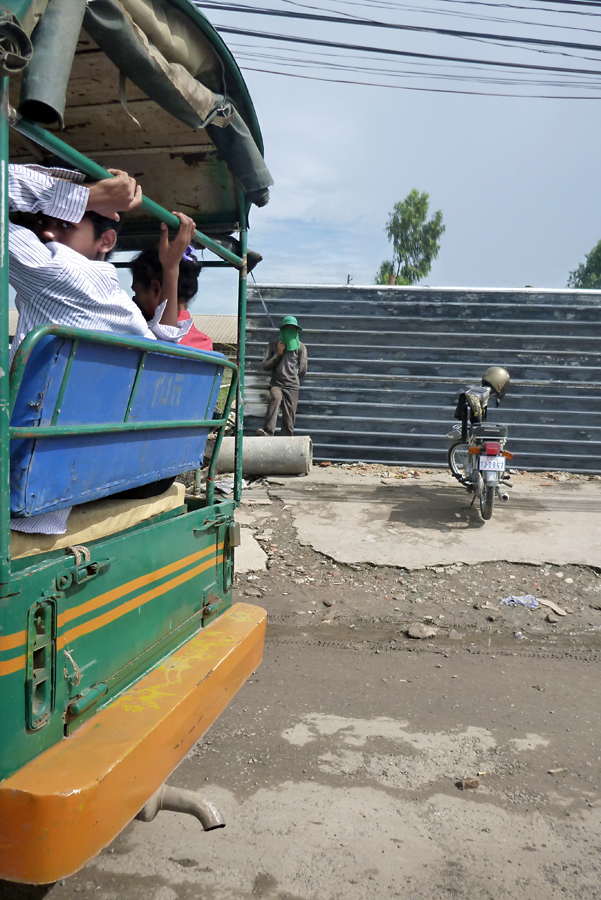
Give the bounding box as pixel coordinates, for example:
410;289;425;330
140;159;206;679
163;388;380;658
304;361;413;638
0;0;262;841
0;82;251;591
11;115;244;268
0;79;11;589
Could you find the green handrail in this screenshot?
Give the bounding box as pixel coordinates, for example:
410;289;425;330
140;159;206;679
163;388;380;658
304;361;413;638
0;80;11;587
10;323;238;411
10;420;227;438
234;185;249;504
10;114;245;268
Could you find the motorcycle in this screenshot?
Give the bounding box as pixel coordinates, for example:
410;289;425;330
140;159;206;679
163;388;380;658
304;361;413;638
447;366;513;521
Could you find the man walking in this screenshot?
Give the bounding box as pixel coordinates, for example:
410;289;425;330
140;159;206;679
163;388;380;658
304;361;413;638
257;315;308;436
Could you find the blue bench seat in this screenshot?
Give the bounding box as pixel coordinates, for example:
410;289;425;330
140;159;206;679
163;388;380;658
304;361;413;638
9;327;228;518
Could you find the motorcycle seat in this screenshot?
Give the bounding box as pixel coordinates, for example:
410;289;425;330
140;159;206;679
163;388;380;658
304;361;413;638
470;424;508;439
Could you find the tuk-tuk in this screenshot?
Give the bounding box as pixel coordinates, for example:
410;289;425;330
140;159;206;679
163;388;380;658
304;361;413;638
0;0;271;883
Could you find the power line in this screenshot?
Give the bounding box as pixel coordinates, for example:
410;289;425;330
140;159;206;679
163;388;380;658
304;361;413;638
240;61;601;95
213;23;601;77
234;44;601;84
436;0;601;11
297;0;601;33
196;1;601;54
434;0;601;14
529;0;601;7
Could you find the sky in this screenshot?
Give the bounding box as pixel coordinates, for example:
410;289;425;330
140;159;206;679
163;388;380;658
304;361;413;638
184;0;601;314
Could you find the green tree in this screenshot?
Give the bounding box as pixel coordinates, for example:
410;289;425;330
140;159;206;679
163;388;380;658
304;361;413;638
375;189;445;286
567;239;601;289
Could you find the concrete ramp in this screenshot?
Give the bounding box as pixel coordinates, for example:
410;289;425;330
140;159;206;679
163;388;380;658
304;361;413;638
268;469;601;569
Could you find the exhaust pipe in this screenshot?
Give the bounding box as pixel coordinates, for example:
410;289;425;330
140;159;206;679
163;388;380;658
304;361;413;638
136;785;225;831
496;487;509;502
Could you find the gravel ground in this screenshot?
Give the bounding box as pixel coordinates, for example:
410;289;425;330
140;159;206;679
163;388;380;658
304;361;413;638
236;468;601;646
3;466;601;900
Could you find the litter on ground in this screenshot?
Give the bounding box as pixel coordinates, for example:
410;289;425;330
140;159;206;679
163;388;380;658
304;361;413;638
500;594;539;609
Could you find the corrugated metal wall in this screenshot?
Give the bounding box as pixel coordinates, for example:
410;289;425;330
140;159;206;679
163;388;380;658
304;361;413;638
245;285;601;473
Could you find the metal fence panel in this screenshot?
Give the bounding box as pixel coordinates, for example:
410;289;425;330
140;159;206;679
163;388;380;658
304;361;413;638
245;285;601;473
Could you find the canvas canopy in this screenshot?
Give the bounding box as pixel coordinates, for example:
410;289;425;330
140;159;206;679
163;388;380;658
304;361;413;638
5;0;272;244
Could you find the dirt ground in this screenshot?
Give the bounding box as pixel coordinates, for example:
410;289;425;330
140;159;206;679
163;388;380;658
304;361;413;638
3;466;601;900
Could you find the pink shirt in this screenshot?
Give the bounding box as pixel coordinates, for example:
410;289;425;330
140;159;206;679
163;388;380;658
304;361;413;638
178;310;213;351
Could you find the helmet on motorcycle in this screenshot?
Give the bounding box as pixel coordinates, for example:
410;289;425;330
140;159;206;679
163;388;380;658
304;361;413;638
482;366;510;398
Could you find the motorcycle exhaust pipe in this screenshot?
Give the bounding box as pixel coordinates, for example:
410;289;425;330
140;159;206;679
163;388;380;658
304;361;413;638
496;486;509;502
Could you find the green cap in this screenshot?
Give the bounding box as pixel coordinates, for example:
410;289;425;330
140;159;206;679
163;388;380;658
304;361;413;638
281;315;302;331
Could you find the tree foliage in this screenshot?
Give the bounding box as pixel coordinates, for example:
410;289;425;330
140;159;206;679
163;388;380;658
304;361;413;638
375;189;445;286
567;239;601;289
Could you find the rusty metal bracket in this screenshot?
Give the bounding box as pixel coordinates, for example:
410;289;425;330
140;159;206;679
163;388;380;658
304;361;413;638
56;556;113;591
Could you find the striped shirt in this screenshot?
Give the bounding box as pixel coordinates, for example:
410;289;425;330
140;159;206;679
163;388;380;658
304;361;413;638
9;164;191;363
8;165;191;534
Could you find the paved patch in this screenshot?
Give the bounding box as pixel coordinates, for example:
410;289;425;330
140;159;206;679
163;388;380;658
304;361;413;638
268;469;601;569
233;526;267;573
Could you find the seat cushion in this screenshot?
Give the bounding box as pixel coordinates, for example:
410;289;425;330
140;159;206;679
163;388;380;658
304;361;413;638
11;482;186;560
470;424;508;439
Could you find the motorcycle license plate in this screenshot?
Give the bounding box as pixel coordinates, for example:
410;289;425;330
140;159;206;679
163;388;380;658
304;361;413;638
479;456;506;471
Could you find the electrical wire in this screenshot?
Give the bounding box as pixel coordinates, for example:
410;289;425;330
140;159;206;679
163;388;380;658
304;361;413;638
240;62;601;95
213;24;601;77
221;0;601;37
196;1;601;54
232;44;601;84
198;0;601;97
529;0;601;8
369;0;601;14
296;0;601;33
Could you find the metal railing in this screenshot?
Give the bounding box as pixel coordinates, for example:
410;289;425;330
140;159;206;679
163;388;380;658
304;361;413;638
0;84;250;585
10;325;239;507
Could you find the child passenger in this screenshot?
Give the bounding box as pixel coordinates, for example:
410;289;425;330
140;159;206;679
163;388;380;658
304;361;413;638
130;247;213;351
8;162;196;534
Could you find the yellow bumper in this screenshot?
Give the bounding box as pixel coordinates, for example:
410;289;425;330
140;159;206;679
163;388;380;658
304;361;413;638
0;602;266;884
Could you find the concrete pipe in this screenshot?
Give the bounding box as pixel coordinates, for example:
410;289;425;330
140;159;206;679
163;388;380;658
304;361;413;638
214;435;312;476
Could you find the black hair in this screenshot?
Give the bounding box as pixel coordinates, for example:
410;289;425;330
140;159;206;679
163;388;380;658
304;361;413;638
86;210;123;240
41;155;122;242
130;248;202;305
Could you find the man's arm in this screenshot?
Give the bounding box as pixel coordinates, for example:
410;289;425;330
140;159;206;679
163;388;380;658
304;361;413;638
262;340;282;370
9;164;142;222
298;343;308;379
157;213;197;328
9;164;89;220
146;300;193;343
85;169;142;221
8;165;90;278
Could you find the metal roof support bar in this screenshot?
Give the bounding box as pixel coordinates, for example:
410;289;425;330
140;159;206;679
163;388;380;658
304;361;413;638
234;183;248;504
0;79;11;587
9;113;245;268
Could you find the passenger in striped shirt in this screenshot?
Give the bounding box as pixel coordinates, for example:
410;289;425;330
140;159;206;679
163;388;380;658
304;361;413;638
8;163;196;534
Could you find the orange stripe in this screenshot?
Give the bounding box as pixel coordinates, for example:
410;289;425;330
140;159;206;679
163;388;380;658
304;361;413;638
0;654;26;676
0;630;26;652
59;543;222;627
0;543;225;675
57;554;224;650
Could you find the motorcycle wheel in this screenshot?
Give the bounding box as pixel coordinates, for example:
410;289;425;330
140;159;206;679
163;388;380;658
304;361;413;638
448;442;470;481
480;484;495;520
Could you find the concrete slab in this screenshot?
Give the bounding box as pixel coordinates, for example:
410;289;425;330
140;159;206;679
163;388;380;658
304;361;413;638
234;508;271;526
241;487;271;505
234;529;268;573
268;468;601;569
